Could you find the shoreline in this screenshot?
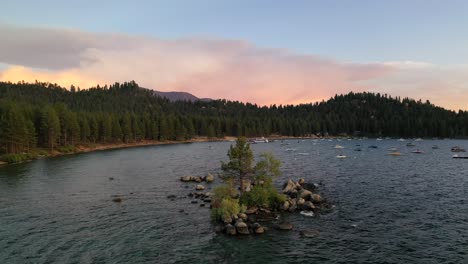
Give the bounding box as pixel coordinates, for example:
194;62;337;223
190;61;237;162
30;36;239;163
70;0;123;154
0;137;236;166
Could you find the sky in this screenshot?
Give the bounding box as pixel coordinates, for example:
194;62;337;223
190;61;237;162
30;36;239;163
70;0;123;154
1;0;467;110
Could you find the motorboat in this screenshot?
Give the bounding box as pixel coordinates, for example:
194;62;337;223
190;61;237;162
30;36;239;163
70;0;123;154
251;137;269;143
388;152;402;156
336;155;347;159
334;145;344;149
451;146;466;152
453;154;468;159
411;150;424;154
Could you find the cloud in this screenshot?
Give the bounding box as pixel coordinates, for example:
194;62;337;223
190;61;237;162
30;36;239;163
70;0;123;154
0;24;466;110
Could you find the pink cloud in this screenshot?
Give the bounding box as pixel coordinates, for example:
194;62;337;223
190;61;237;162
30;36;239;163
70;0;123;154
0;25;467;110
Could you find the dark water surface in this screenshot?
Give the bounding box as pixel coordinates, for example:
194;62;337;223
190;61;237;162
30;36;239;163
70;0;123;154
1;139;468;263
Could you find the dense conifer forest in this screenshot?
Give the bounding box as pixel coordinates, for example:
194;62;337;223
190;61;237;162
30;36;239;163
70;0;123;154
1;81;467;160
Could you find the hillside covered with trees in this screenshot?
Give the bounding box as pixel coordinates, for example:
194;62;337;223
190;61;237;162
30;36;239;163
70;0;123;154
0;81;467;161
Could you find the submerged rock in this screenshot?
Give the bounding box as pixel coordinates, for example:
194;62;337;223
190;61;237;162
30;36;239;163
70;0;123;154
277;223;293;230
112;197;122;203
196;185;205;191
226;224;237;235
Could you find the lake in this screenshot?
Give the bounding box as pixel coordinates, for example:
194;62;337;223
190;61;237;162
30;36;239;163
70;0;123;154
1;139;468;263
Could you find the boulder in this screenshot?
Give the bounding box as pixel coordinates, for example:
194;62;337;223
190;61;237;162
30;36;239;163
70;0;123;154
280;201;290;211
297;198;305;206
252;223;265;234
195;185;205;191
288;204;297;212
203;198;212;203
235;220;250;235
278;222;293;230
298;189;313;200
238;213;248;221
245;206;258;214
205;173;215;183
193;176;203;183
302;201;315;210
222;215;232;224
226;224;237;235
282;179;296;193
311;194;322;203
298;178;305;185
180;176;192;182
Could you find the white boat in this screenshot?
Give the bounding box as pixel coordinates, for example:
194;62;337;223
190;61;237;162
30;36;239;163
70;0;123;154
453;154;468;159
336;155;347;159
334;145;344;149
252;137;269;143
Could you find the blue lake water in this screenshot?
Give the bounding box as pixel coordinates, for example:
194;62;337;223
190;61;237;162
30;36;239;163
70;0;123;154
1;139;468;263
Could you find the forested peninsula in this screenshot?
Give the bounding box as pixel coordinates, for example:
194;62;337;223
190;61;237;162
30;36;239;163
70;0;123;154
1;81;467;164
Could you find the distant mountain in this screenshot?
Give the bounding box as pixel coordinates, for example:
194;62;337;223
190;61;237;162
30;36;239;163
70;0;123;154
151;90;211;102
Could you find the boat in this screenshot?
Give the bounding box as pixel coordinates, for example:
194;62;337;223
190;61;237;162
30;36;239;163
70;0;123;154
336;155;347;159
398;138;406;141
368;145;378;149
388;147;398;151
388;152;402;156
406;142;416;147
354;148;362;151
453;154;468;159
376;138;383;141
411;150;424;154
451;146;466;152
334;145;344;149
251;137;269;143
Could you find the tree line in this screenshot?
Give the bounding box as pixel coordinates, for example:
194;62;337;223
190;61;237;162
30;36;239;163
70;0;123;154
1;80;467;155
